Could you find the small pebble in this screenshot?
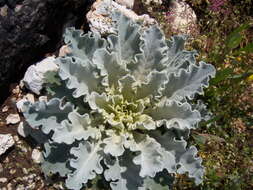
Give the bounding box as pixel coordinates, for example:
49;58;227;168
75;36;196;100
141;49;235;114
10;169;16;175
32;149;42;163
2;106;9;112
22;168;28;175
7;183;12;190
0;134;14;156
17;122;25;137
25;93;35;103
6;114;20;125
0;177;7;183
13;135;19;142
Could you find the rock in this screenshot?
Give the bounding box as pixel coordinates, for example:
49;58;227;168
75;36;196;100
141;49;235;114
7;183;12;190
0;134;14;155
6;113;20;124
17;122;26;137
86;0;156;35
25;93;35;103
10;169;16;174
31;148;42;163
22;56;58;94
165;0;199;35
116;0;134;8
13;135;19;142
0;0;90;104
0;177;7;183
2;105;8;112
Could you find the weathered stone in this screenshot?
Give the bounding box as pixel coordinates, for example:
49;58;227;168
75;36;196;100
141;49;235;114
6;113;20;124
0;134;14;155
22;56;58;94
86;0;156;35
17;122;26;137
165;0;199;35
116;0;134;8
0;177;7;183
31;148;42;163
2;105;8;112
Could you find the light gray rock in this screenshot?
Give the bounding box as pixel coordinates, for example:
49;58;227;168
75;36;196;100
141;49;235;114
0;177;7;183
86;0;156;35
0;134;14;155
165;0;199;35
6;114;20;125
22;56;58;95
31;148;42;164
17;122;27;138
2;106;8;112
116;0;134;8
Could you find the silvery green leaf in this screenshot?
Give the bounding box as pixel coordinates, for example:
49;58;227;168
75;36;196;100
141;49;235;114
126;134;163;177
46;80;89;114
160;149;177;173
136;71;167;99
42;142;72;177
132;25;168;80
23;98;74;134
177;146;204;185
52;111;101;144
167;50;198;74
167;35;187;61
88;92;112;113
21;121;49;144
118;75;137;101
66;140;104;190
64;28;106;61
145;100;201;130
58;56;104;99
93;48;128;88
104;151;143;190
150;130;204;184
108;11;141;63
164;62;216;100
192;100;212;121
141;170;174;190
134;114;156;130
103;130;127;156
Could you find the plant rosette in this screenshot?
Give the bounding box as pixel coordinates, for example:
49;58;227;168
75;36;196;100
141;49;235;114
23;11;215;190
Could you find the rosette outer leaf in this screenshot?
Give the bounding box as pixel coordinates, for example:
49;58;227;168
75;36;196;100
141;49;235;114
23;10;215;190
